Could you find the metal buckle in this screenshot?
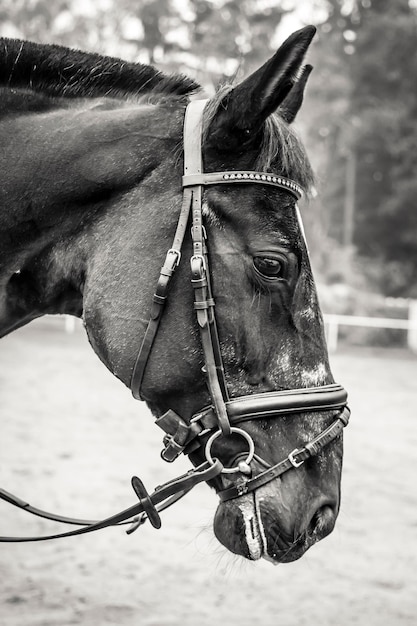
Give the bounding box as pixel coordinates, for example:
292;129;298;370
190;254;206;276
288;448;304;468
190;411;212;438
191;224;207;239
161;434;185;463
165;248;181;268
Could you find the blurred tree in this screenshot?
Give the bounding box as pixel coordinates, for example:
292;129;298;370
303;0;417;296
0;0;290;86
352;0;417;296
184;0;288;87
3;0;416;296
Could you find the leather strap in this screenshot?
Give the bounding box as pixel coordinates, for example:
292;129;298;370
183;171;303;199
185;99;231;434
130;188;193;399
130;99;209;399
0;460;223;542
155;383;348;461
218;407;350;501
225;384;348;421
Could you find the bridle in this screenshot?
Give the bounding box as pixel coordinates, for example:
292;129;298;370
0;99;349;542
131;98;349;488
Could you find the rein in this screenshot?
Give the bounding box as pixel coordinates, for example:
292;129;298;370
0;99;349;542
0;461;223;542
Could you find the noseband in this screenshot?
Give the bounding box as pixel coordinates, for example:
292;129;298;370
0;100;349;542
131;99;349;496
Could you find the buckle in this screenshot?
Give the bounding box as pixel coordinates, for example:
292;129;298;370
190;254;206;277
166;248;181;267
288;448;304;468
160;249;181;278
161;434;185;463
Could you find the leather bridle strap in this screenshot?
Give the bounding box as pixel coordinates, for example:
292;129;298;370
130;184;194;400
156;382;348;460
186;100;231;433
183;171;303;200
0;459;223;542
218;407;350;501
130;98;230;412
225;383;348;421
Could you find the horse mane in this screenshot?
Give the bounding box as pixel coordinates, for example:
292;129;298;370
203;86;315;193
0;39;313;190
0;38;200;100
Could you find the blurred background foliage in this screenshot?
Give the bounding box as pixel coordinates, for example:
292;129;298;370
0;0;416;307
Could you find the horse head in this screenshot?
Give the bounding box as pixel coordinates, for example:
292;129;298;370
0;27;349;562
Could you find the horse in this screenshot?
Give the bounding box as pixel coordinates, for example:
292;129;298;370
0;26;349;563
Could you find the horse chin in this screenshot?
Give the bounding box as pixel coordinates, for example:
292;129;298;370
213;494;264;561
213;483;337;564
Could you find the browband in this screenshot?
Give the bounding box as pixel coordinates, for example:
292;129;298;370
182;171;303;200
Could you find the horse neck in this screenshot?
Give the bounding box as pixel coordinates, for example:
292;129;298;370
0;207;88;336
0;95;183;337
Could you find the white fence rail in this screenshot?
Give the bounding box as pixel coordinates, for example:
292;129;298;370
323;313;417;352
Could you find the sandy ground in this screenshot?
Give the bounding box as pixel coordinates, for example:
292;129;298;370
0;318;416;626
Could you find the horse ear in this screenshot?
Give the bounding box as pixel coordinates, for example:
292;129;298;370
206;26;316;150
279;64;313;123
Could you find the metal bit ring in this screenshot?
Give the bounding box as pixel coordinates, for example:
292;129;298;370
205;427;255;474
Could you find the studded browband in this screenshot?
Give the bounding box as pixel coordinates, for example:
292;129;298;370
182;171;303;199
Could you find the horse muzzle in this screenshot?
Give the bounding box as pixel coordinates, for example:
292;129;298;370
213;470;340;563
156;393;349;562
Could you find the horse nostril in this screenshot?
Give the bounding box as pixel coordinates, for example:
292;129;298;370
307;504;336;538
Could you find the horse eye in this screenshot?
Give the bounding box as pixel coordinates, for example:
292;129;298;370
253;256;284;279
